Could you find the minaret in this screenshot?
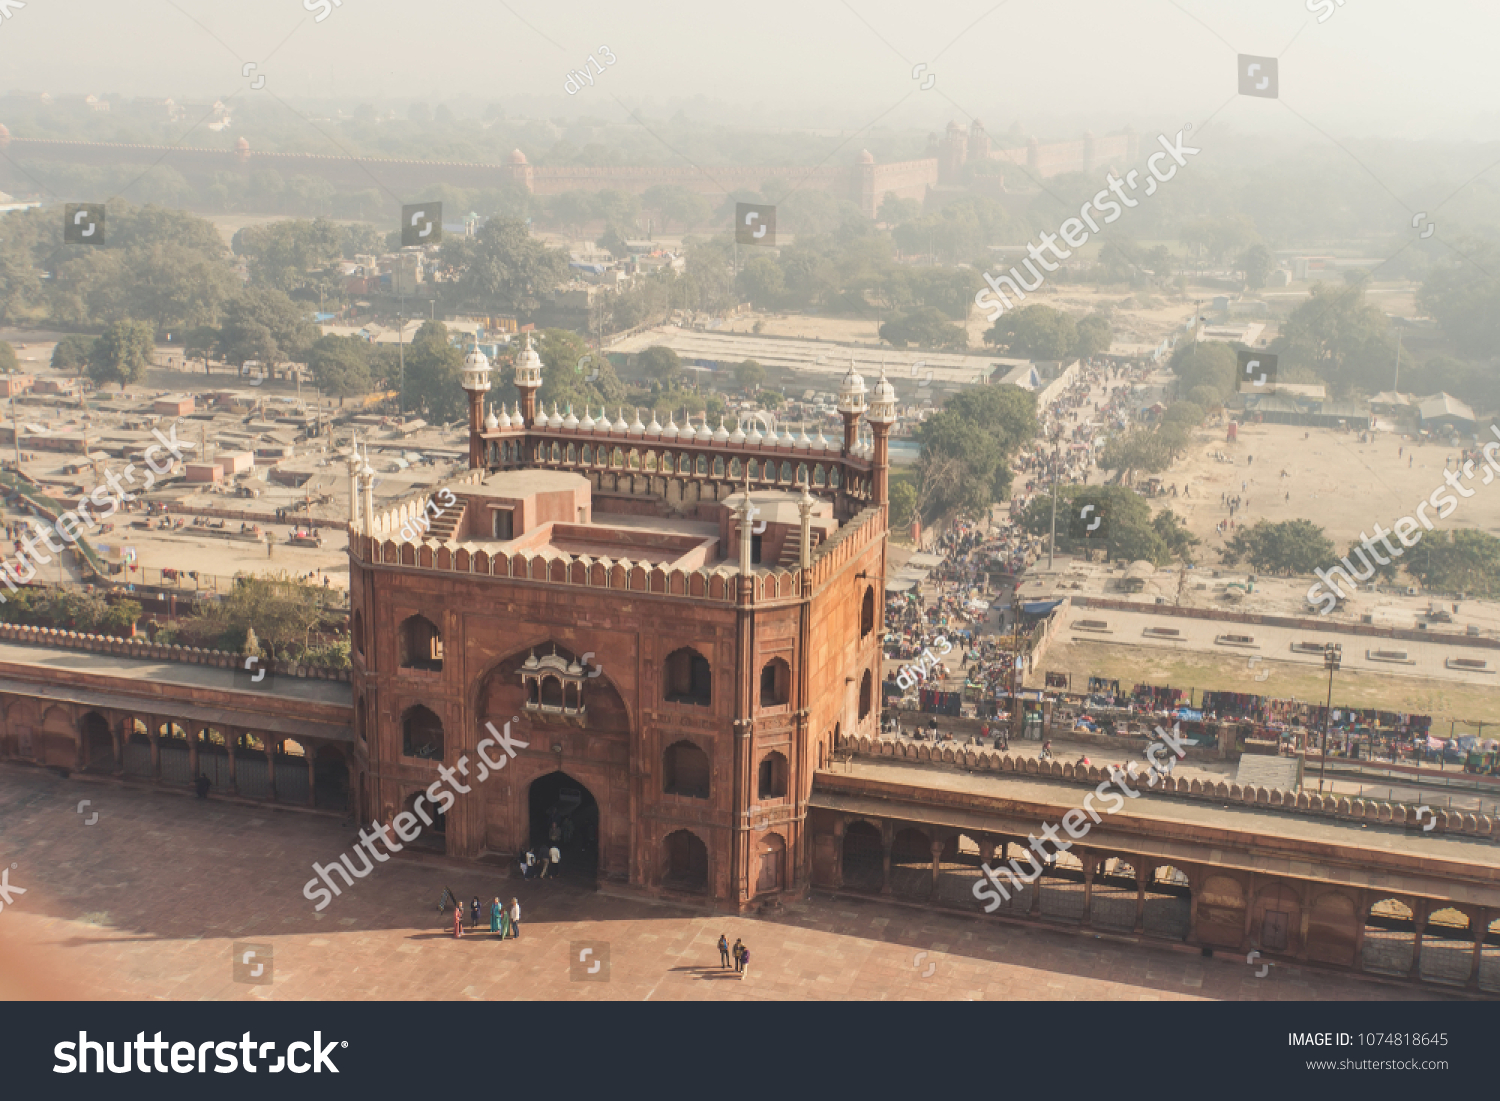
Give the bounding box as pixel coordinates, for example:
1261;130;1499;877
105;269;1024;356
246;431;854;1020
737;474;754;575
460;340;492;469
361;457;376;535
866;366;898;507
513;332;543;429
797;477;814;568
346;434;363;531
836;357;867;454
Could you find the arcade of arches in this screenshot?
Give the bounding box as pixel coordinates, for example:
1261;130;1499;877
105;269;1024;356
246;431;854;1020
811;811;1500;992
1;697;354;811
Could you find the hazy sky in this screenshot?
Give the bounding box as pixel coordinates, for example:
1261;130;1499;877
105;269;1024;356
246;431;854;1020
2;0;1499;142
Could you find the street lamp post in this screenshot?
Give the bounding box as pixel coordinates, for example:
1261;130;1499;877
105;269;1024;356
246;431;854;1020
1318;643;1342;792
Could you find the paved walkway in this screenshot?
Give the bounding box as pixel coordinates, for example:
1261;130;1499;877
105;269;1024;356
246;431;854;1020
0;765;1449;1002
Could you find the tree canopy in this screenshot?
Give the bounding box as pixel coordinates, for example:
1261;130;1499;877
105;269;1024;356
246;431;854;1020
87;320;155;390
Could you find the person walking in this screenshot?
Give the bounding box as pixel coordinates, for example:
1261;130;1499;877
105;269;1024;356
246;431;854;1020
470;896;481;931
732;938;745;973
509;897;521;940
739;944;750;980
718;934;731;969
489;897;503;937
544;844;561;879
452;899;463;939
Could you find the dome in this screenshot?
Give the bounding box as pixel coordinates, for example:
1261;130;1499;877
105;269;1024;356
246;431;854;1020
462;341;493;393
612;408;630;433
795;424;812;449
523;649;540;670
663;412;680;439
484;407;499;430
729;418;747;445
814;425;830;450
508;148;528;164
580;407;595;431
628;408;646;434
563;404;579;429
235;136;250;151
513;331;543;389
749;418;765;442
712;416;730;443
867;365;898;424
645;411;662;436
498;403;513;429
858;148;874;164
547;402;564;429
837;358;868;414
695;417;714;443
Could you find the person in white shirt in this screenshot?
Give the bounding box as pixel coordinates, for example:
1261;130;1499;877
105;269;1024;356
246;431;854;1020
509;898;521;939
545;845;561;878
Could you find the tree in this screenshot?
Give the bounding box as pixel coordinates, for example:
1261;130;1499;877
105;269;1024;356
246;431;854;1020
878;194;921;225
736;254;784;308
1074;313;1113;359
87;320;155;390
403;321;465;422
187;572;337;657
985;304;1077;359
912;385;1037;520
1221;519;1336;576
183;325;218;374
1271;281;1392;395
0;341;15;374
307;335;372;403
889;480;918;531
880;306;966;350
643;185;710;233
733;359;765;393
1241;243;1275;289
1342;537;1400;584
1408;530;1500;597
447;220;570;316
1018;485;1173;564
1170;340;1239;403
637;345;683;387
217;286;316;367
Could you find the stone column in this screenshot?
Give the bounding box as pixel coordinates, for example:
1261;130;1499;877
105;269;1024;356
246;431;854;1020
226;729;238;796
1081;851;1095;927
1466;907;1487;990
1352;894;1368;972
831;819;845;888
1409;901;1427;981
929;839;943;892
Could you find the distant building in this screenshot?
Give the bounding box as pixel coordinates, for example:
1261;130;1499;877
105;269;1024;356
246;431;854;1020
1417;392;1477;433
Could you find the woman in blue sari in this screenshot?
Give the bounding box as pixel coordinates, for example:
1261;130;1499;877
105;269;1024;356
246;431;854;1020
489;897;505;938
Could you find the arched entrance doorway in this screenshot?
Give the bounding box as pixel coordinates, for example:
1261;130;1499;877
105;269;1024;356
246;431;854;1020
80;711;113;773
403;789;446;851
528;771;599;882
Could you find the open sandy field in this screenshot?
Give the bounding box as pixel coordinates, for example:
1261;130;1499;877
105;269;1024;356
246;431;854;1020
1151;419;1500;558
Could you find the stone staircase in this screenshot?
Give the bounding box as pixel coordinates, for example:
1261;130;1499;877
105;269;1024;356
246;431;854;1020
774;529;824;569
425;497;465;541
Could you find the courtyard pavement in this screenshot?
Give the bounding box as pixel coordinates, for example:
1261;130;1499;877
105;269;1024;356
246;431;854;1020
0;764;1451;1002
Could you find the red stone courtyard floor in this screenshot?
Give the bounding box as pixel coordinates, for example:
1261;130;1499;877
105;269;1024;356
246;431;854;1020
0;765;1453;1002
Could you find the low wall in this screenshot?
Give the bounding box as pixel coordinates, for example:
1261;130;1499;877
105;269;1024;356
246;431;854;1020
0;622;351;682
846;733;1496;839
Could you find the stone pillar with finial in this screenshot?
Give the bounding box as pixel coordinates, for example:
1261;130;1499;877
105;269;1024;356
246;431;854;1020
346;434;362;532
836;357;867;455
460;339;493;469
866;366;897;507
737;470;755;575
513;332;543;429
797;477;814;568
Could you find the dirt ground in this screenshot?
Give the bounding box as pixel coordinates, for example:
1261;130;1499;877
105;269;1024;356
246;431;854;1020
1151;419;1500;557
